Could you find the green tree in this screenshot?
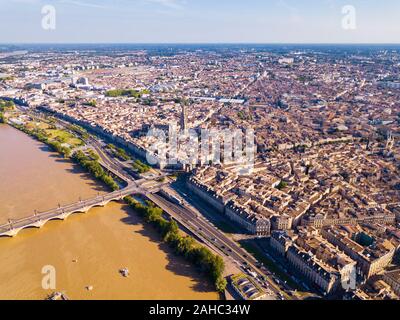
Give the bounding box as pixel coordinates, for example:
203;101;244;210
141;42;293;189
215;277;227;293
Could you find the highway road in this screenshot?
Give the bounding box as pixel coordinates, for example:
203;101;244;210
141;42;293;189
147;193;293;300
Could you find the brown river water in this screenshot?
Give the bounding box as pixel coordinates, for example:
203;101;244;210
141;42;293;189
0;124;218;300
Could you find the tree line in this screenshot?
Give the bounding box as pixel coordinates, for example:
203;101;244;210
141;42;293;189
0;99;15;111
105;89;150;98
72;150;120;191
124;196;227;293
132;159;151;173
107;143;131;161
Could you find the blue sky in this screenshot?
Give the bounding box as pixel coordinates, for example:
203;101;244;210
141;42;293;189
0;0;399;43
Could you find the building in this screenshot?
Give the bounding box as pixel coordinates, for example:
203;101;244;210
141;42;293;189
270;230;297;256
321;227;396;279
230;274;266;300
287;243;356;295
286;246;339;294
74;77;90;86
225;201;270;236
278;58;294;65
270;231;357;295
187;177;228;213
26;82;46;90
302;212;395;229
271;215;293;230
383;269;400;296
378;79;400;89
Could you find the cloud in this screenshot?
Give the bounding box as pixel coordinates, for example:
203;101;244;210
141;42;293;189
5;0;41;4
58;0;109;9
276;0;303;24
145;0;185;10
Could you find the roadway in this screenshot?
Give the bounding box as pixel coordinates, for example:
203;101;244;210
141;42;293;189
147;193;290;300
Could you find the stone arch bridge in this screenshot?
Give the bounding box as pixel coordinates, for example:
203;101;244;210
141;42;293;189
0;183;144;237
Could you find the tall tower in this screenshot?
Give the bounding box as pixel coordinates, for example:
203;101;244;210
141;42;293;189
180;104;188;132
385;132;395;157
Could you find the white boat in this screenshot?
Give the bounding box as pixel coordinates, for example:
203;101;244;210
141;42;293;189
47;291;69;300
119;268;130;277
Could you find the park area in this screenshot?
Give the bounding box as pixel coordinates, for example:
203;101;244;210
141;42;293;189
25;120;84;148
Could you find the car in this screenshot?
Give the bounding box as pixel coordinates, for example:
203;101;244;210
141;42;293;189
243;254;248;258
228;248;232;252
221;245;226;249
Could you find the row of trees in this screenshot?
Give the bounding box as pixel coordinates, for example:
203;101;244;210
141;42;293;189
105;89;150;98
0;99;15;123
124;196;227;293
132;159;151;173
107;143;131;161
0;99;15;111
47;140;72;157
67;124;90;140
83;99;97;107
72;150;119;191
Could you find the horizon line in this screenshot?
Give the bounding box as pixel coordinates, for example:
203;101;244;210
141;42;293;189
2;42;400;46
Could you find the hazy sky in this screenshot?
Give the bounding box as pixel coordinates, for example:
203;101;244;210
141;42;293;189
0;0;399;43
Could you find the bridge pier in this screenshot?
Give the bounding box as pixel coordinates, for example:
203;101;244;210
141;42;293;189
0;228;22;237
30;220;47;228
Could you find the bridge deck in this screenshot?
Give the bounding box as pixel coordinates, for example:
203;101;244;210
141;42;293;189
0;184;140;235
